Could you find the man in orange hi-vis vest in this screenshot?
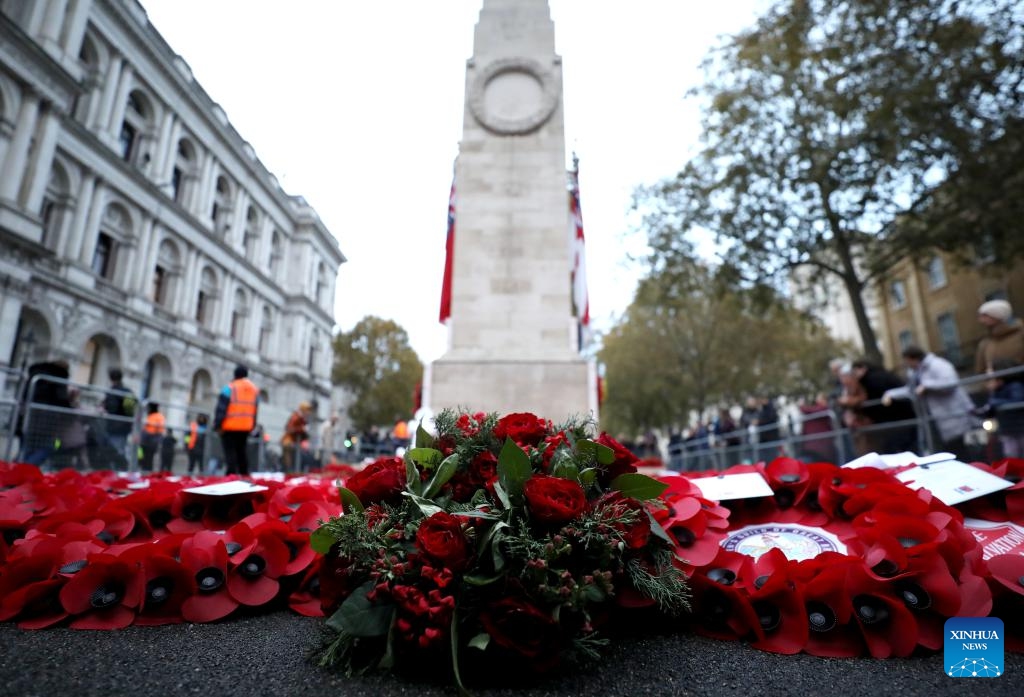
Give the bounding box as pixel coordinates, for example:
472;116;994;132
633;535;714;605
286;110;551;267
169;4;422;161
214;365;259;476
140;402;166;472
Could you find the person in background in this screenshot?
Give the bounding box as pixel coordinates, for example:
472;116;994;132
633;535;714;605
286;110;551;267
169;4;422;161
214;364;259;476
139;402;165;472
797;393;837;463
319;414;339;465
756;396;781;462
975;299;1024;374
281;401;312;472
392;418;410;449
18;360;71;467
841;360;918;455
160;428;177;473
884;346;976;461
101;367;136;469
977;358;1024;459
186;413;208;475
55;386;90;471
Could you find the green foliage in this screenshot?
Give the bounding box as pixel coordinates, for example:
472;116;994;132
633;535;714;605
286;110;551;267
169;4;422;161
599;264;849;435
636;0;1024;362
331;315;422;431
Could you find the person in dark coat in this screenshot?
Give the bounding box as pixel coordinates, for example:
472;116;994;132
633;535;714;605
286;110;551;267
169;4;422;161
18;360;71;467
850;359;918;454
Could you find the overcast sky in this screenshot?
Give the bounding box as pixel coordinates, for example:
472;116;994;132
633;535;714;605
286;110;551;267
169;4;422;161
138;0;767;363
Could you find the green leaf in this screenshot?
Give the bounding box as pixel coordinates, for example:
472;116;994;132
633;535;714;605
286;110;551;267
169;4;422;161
337;486;364;514
405;457;422;496
492;480;511;510
403;492;443;517
407;447;442;470
491;527;506;572
550;457;579;482
497;437;532;498
576;439;616;465
647;509;674;547
463;573;504;586
309;526;337;555
468;633;490;651
579;468;598;486
335;582;393;637
582;583;607;603
611;473;669;500
423;453;459;499
415;422;435;449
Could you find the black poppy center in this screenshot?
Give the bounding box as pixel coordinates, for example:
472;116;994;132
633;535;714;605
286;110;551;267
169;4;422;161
853;595;889;625
182;503;205;522
704;588;732;624
753;600;781;632
284;540;299;561
1017;575;1024;588
774;489;795;509
89;582;125;609
146;576;174;605
60;559;88;575
3;528;26;545
674;527;696;548
778;474;801;484
807;602;837;633
196;567;225;592
897;536;920;549
224;541;243;556
240;554;266;578
707;567;736;586
148;509;172;529
753;574;770;590
898;583;931;611
871;559;899;578
96;530;115;544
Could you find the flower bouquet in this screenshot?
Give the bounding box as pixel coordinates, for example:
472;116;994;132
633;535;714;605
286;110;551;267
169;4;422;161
311;411;689;690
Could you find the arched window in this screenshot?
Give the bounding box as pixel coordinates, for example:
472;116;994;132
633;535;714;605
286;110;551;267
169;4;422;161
171;138;197;205
40;161;71;251
258;306;273;355
189;369;213;405
243;207;260;260
153;238;182;309
140;354;172;401
195;267;219;328
268;229;282;275
74;33;102;125
211;175;233;235
78;334;121;386
315;262;330;307
118;89;153;165
230;288;250;344
92;202;133;284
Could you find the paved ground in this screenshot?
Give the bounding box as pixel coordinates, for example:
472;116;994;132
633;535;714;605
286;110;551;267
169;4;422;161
1;611;1021;696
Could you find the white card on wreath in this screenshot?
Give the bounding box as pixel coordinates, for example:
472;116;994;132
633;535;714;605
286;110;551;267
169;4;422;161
691;472;775;501
183;481;269;497
894;459;1012;505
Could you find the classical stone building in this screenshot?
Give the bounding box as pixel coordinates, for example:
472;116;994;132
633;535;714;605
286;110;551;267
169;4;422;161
0;0;345;435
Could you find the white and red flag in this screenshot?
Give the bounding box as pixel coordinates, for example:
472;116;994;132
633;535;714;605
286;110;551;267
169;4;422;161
569;156;590;346
439;173;456;324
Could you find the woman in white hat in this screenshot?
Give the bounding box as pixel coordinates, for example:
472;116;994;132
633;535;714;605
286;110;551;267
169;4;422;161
975;299;1024;374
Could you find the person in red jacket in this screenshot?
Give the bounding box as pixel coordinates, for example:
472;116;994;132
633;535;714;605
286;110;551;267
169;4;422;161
214;365;259;476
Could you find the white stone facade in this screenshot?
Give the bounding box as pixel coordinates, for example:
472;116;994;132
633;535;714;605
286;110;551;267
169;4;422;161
428;0;595;419
0;0;345;437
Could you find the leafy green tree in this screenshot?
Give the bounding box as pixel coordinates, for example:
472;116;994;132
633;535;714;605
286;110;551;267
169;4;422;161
637;0;1023;363
599;263;848;437
331;316;422;432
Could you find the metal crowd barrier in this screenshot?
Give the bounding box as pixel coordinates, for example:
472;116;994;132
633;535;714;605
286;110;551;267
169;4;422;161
666;364;1024;472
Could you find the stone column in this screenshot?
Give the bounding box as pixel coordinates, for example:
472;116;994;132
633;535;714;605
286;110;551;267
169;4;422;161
39;0;68;54
132;217;158;295
61;0;93;58
76;183;107;266
106;63;135;140
24;107;62;212
176;247;200;318
0;290;25;368
61;173;95;260
151;112;175;185
0;95;40;202
92;56;122;133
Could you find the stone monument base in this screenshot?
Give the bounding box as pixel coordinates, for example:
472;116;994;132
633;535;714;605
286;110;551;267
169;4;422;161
427;357;595;420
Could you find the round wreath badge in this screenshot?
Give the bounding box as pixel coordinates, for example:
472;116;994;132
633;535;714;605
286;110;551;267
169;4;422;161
652;457;999;657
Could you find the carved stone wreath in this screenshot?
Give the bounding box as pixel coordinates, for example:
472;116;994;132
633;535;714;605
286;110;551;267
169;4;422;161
468;57;559;135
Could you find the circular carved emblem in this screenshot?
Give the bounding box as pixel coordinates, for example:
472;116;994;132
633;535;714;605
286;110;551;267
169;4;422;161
721;523;847;561
468;57;559;135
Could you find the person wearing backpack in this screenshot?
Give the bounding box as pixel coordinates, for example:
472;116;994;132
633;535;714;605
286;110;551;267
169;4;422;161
102;368;136;468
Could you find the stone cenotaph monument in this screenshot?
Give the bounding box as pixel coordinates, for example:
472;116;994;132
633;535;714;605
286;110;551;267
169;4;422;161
426;0;596;419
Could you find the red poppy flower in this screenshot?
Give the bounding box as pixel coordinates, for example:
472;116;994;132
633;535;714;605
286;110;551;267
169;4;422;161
800;556;864;658
59;553;143;630
748;549;809;654
764;458;812;511
180;531;238;623
288;560;324;617
119;544;196;626
844;565;918;658
224;521;290;606
0;553;66;627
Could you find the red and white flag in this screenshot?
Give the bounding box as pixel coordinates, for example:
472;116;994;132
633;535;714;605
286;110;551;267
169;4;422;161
439;173;456;324
569;156;590;343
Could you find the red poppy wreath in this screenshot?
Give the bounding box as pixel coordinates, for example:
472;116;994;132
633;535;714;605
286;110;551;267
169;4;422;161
653;457;1023;657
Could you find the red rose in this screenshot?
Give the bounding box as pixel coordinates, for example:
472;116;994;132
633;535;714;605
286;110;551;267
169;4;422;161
494;413;550;446
523;475;586;524
416;512;471;571
469;451;498;484
345;457;406;506
595;433;639;484
479;597;559;662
